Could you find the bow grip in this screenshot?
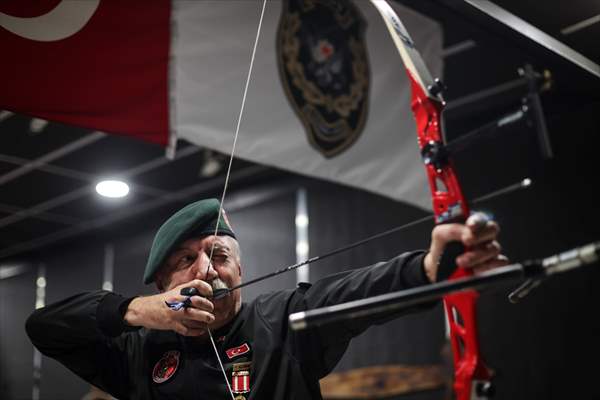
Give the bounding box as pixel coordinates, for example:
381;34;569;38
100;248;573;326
437;241;465;281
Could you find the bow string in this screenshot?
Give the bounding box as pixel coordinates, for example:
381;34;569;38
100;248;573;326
202;1;268;398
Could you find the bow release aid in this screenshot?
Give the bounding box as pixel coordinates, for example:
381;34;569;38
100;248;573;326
165;285;231;311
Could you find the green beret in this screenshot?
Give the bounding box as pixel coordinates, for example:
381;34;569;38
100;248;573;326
143;198;235;284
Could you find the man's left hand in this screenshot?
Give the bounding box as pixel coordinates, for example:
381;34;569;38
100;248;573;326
423;212;509;283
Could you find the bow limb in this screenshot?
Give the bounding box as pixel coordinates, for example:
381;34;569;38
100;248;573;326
368;1;492;399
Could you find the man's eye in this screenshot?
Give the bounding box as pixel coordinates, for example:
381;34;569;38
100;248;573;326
177;254;196;267
212;254;228;264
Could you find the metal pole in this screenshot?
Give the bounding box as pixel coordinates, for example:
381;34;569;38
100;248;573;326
295;188;310;284
32;263;46;400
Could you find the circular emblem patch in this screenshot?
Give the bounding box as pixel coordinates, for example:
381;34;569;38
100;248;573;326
277;0;370;157
152;350;180;384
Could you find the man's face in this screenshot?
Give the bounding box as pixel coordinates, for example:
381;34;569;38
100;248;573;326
158;235;242;330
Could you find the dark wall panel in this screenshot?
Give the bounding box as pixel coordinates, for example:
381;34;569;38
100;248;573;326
112;230;157;297
228;192;297;302
307;183;447;400
39;242;103;400
0;266;36;400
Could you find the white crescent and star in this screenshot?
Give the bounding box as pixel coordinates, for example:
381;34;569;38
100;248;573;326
0;0;100;42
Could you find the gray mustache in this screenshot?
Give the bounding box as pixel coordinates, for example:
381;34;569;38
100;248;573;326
211;279;229;291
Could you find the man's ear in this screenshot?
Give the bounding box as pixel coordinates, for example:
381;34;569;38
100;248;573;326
154;265;169;292
237;263;242;277
155;274;165;292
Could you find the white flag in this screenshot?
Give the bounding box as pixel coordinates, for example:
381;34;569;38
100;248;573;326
172;0;443;210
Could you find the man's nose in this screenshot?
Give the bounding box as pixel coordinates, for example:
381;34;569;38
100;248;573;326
194;253;218;281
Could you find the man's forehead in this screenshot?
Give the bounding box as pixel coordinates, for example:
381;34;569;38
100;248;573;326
177;235;232;252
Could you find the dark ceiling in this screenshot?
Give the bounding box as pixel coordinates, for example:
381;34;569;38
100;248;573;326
1;0;598;263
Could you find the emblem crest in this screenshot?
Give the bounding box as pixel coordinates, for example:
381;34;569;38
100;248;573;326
277;0;370;157
152;350;180;384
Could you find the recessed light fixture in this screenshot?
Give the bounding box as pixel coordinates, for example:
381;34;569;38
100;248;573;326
0;110;14;122
95;180;130;198
29;118;49;133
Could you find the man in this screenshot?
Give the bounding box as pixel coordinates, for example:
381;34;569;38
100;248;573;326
27;198;506;399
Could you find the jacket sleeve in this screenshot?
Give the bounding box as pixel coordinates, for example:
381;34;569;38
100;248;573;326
25;290;140;399
290;251;435;376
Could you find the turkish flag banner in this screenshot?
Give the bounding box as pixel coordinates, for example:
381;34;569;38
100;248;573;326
0;0;171;145
1;0;443;208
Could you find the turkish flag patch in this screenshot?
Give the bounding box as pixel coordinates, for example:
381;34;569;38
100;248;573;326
225;343;250;359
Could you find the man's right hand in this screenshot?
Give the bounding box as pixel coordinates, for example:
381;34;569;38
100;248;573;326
123;279;215;336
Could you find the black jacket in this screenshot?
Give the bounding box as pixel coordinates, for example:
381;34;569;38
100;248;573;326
26;251;430;400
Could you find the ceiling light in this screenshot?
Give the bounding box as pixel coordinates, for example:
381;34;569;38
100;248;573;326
0;110;14;122
199;149;224;178
95;180;130;198
0;264;28;280
295;214;308;228
29;118;49;133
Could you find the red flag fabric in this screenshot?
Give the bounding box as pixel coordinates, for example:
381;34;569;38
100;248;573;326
0;0;170;145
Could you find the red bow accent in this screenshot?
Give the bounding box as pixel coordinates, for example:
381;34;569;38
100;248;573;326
370;2;493;398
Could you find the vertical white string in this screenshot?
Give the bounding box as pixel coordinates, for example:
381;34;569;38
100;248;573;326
208;329;236;399
207;0;267;265
204;1;268;398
